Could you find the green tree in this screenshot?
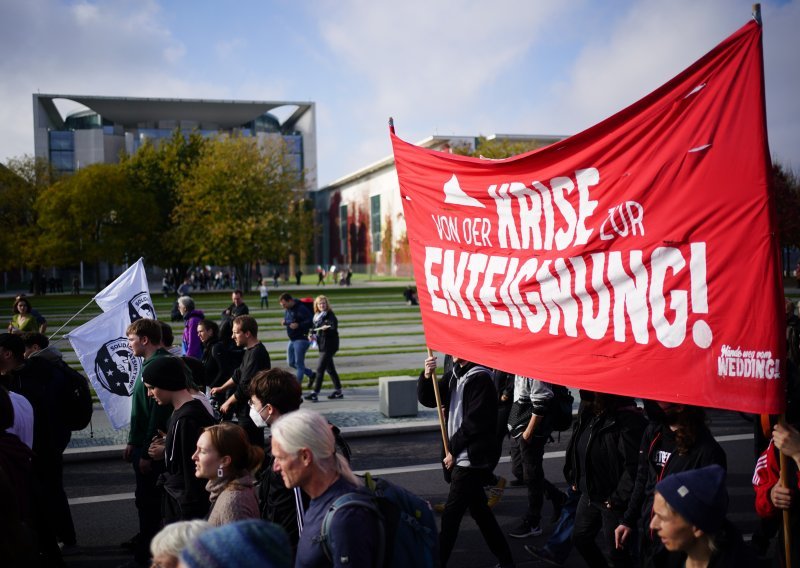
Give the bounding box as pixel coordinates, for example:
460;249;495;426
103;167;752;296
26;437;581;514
122;129;207;279
0;156;58;272
173;135;307;290
35;163;159;290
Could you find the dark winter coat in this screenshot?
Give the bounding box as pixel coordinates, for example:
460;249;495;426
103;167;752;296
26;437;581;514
417;361;497;469
313;311;339;354
564;404;646;509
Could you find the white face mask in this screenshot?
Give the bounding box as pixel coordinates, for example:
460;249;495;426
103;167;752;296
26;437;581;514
249;406;269;428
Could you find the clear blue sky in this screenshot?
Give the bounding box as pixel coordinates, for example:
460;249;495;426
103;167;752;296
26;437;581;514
1;0;797;185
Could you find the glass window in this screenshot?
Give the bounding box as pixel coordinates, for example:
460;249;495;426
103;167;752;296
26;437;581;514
283;135;303;154
49;150;74;172
371;195;381;252
49;130;74;151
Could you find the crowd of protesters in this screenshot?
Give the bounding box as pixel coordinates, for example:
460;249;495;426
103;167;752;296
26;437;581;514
2;293;800;568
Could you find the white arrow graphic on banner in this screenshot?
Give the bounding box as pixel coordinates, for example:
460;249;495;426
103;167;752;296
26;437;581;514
443;174;485;208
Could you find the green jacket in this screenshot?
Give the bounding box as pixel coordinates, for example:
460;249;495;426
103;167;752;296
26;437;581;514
127;348;174;446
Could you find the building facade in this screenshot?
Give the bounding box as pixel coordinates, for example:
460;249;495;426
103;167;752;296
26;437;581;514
32;94;317;187
313;134;567;276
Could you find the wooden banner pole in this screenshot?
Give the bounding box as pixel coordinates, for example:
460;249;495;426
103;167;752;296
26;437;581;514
427;347;450;456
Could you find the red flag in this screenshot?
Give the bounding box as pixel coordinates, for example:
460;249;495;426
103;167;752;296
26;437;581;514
392;20;784;414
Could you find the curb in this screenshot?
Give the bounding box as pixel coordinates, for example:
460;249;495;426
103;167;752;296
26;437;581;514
64;420;441;463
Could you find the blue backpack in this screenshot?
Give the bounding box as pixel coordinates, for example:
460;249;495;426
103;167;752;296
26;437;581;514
320;473;439;567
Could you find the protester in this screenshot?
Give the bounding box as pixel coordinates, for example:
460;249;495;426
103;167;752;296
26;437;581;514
177;296;204;359
150;520;212;568
525;389;598;566
123;319;173;565
144;356;215;523
220;290;250;340
8;296;41;334
753;370;800;567
197;319;220;388
278;293;316;386
507;374;564;539
305;295;343;401
418;354;515;568
249;367;351;553
212;315;271;447
180;356;217;420
192;423;262;526
485;369;514;508
615;402;727;566
0;332;70;564
197;319;239;411
270;409;378;567
179;519;291;568
565;392;645;567
651;464;754;567
0;385;38;566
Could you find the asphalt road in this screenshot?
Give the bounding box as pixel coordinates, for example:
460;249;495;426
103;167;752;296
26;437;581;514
62;410;774;568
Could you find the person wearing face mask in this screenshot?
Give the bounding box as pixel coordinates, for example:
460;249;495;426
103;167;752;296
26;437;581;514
247;368;350;556
613;401;727;567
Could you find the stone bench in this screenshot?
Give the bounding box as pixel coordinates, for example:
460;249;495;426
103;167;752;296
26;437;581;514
378;376;419;417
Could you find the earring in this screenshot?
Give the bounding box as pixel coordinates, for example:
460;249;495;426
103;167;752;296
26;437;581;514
217;465;224;478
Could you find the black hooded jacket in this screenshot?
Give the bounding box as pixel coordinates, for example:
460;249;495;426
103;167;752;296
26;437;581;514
564;403;646;509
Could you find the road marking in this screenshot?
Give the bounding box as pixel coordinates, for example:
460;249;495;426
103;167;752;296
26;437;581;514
68;433;755;504
69;492;135;506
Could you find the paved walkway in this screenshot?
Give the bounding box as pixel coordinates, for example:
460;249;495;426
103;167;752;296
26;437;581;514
65;384;441;461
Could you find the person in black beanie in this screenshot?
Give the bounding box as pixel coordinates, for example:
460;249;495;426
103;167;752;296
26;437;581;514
651;464;754;567
144;356;215;523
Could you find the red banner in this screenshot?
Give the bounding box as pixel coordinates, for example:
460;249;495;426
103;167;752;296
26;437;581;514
392;20;784;414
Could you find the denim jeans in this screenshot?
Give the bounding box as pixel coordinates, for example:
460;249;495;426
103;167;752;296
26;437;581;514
287;339;313;383
544;487;579;563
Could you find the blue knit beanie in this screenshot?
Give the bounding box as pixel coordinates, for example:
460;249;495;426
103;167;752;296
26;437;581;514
655;464;728;533
180;519;291;568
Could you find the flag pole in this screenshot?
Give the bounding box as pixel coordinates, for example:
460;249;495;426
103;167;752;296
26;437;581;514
752;3;788;562
389;116;395;135
778;413;792;568
427;347;450;456
47;297;97;341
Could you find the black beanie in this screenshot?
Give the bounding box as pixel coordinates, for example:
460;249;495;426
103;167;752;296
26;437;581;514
655;464;728;533
142;356;187;391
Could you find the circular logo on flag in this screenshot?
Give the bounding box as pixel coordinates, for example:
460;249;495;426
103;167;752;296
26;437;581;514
128;292;155;322
93;337;141;396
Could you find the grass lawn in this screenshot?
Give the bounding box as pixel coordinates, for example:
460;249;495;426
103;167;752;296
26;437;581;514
13;284;429;393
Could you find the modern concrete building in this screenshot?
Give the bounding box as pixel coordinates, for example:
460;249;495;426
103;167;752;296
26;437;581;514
32;94;318;187
313;134;567;276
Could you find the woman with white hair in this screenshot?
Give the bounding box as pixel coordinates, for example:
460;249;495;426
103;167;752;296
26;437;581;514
177;296;205;359
270;409;379;567
150;520;212;568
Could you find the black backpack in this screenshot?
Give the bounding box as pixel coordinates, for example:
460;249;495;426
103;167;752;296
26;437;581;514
58;361;93;431
320;473;438;568
550;385;575;432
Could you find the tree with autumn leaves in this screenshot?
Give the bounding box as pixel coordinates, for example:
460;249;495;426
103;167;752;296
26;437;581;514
171;134;311;291
1;130;312;290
